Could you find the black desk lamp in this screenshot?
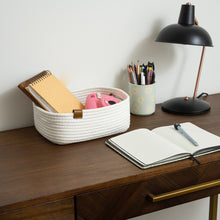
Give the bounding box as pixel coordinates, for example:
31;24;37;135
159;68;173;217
156;3;213;115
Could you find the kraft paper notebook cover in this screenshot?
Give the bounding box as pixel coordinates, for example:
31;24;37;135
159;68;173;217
18;70;84;113
105;122;220;169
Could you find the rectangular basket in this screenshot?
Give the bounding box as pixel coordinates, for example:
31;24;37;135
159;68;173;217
33;87;130;145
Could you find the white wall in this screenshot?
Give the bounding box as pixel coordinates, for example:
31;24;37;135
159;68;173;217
0;0;219;219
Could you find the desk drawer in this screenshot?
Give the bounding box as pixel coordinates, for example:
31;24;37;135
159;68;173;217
76;161;220;220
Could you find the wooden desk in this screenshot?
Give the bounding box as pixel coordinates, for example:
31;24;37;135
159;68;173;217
0;94;220;220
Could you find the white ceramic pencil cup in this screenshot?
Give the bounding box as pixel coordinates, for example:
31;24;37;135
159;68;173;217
128;82;156;115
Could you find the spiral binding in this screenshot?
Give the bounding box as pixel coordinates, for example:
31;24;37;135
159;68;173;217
30;70;52;86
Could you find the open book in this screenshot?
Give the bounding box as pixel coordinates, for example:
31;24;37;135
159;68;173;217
105;122;220;169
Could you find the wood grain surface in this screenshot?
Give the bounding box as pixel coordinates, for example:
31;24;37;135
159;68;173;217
0;94;219;216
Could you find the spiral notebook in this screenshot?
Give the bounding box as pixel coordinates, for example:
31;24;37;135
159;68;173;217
18;70;84;113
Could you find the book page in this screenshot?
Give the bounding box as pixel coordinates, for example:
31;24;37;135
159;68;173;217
153;122;220;154
108;128;187;165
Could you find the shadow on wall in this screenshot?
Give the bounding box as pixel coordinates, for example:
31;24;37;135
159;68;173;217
115;19;187;99
0;87;34;131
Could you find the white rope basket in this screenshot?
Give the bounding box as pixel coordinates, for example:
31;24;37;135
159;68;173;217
33;87;130;145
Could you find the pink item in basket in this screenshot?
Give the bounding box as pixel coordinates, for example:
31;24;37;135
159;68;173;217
85;92;120;109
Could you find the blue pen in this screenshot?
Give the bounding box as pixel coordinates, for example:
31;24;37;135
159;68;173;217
174;123;199;146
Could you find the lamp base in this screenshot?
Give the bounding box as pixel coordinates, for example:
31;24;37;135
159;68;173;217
161;97;210;115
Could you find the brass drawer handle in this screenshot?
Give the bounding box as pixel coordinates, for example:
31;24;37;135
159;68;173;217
148;179;220;202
